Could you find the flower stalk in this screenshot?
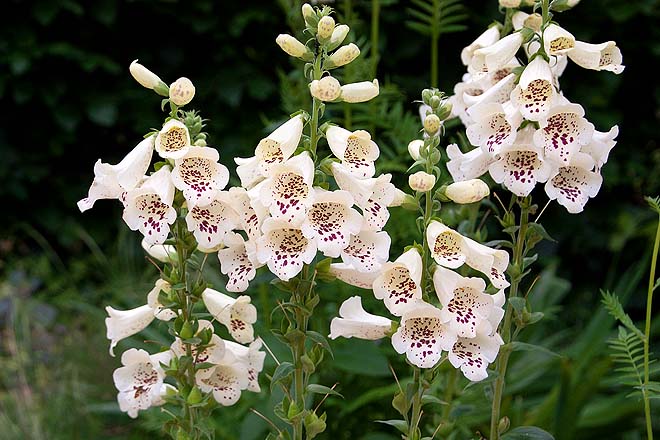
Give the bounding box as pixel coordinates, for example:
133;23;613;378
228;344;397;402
643;201;659;440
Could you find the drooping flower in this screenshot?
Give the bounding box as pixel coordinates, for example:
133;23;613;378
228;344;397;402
146;279;177;321
154;119;191;160
196;361;250;406
105;304;155;356
448;324;504;381
373;248;423;316
581;125;618;171
326;126;380;178
533;103;594;166
141;238;176;263
461;26;501;66
470;32;523;73
327;263;380;289
326;43;360;68
228;187;268;241
202;288;258;344
510;56;558;121
171;146;230;207
276;34;311;60
300;189;363;258
544;152;603;213
567;41;624;74
446;143;494;182
391;302;457;368
542;24;576;56
466;102;522;157
256;218;317;281
217;233;261;293
185;192;239;249
340;230;391;273
224;338;267;392
113;349;172;418
340;79;380;103
445;179;490;204
122;166;177;245
329;296;392;340
129;60;163;90
78;135;154;212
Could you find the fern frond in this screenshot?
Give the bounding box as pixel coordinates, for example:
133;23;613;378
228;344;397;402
405;0;467;38
601;290;645;340
607;327;645;398
645;195;660;214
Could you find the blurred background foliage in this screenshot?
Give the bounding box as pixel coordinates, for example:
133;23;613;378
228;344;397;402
1;0;659;438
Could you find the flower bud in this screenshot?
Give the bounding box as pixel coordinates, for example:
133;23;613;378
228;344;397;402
169;77;195;106
302;3;315;24
129;60;164;90
310;76;342;101
445;179;490;204
421;89;433;104
326;43;360;68
423;114;441;135
429;95;441;108
340;79;379;103
409;171;436;192
499;0;521;7
317;16;335;41
408;139;424;161
276;34;312;60
328;24;350;51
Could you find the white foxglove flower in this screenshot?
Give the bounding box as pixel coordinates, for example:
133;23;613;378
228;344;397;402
581;125;618;170
512;12;542;32
78;136;154;212
235;116;306;187
373;248;423;316
276;34;310;59
448;325;503;381
466;102;522;156
328;24;350;50
409;171;436;192
327;126;380;178
146;279;177;321
186;192;239;249
202;288;257;344
113;349;171;418
445;179;490;204
141;238;176;263
224;338;267;392
544;152;603;213
169;77;195;106
488;127;553;197
426;221;510;288
256;218;317;281
543;24;576;56
461;26;500;66
567;41;624;74
391;302;457;368
470;32;523;73
105;304;155;356
155;119;191;160
433;266;502;338
217;233;261;293
329;296;392;340
317;16;335;40
170;320;228;365
533;103;594;166
446;143;494;182
129;60;163;90
122;166;176;245
171;146;230;207
301;189;363;258
340;79;379;103
259;152;315;225
340;230;391;273
326;43;360;68
228;187;268;240
310;76;342;102
328;263;380;289
196;361;249;406
510;56;558;121
464;73;517;109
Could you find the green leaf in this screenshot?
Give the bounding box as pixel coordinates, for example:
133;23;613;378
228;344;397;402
600;290;645;339
307;384;343;398
509;297;526;312
270;362;294;391
501;427;555;439
307;330;334;358
509;341;562;358
421;394;448;406
375;420;408;435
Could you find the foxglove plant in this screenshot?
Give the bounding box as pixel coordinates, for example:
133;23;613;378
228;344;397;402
329;89;508;438
78;62;266;439
447;0;624;437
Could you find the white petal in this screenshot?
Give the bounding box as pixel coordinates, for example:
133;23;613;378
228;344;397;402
185;196;239;249
446;143;494;182
568;41;624;73
373;248;423;316
511;57;557;121
217;235;258;293
146;279;177;321
329;296;392;340
426;221;467;269
580;125;618;170
328;263;379;289
449;332;503;382
341;79;379;103
171;146;229;207
544;152;603;213
196;363;249;406
155;119;191;160
543;24;576;56
461;26;500;66
256;219;317;281
224;338;266;392
202;289;257;343
533;103;594;166
106;305;155;356
340;231;391;273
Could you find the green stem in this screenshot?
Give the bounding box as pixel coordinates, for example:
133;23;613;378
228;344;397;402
430;0;439;88
371;0;380;78
441;369;456;421
409;367;424;439
489;200;530;440
643;212;659;440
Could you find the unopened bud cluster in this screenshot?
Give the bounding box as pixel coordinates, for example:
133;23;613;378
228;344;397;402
421;88;452;136
129;60;195;108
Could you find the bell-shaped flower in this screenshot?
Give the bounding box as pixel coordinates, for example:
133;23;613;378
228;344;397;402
533;103;594;166
185;192;239;249
113;349;172;418
301;189;363;257
122;166;177;245
256;218;317;281
373;248;423;316
328;263;380;289
202;288;257;344
326;43;360;68
259;152;315;225
543;24;576;56
327;126;380;178
466;102;522;156
470;32;523;73
155;119;191;160
171;146;230;207
170;320;228;364
146;279;177;321
445;179;490;204
544;152;603;213
426;221;510;288
329;296;392;340
567;41;624;74
510;56;558;121
310;76;342;101
433;266;504;338
141;238;176;263
196;360;250;406
581;125;618;171
340;79;380;103
218;233;262;292
488;126;553;196
463;72;517;109
461;26;500;66
391;302;457;369
446;143;494;182
228;187;268;241
512;11;542;32
224;338;267;392
78;136;154;212
235;115;305;189
340;230;391;273
105;304;155;356
448;323;504;381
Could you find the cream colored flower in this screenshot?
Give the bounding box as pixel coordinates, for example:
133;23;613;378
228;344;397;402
408;171;436;192
445;179;490;204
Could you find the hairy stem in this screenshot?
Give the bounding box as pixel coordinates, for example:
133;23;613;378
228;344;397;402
643;210;659;440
